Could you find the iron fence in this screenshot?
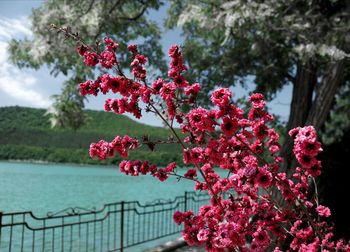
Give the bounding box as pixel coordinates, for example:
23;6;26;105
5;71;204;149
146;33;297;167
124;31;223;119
0;191;210;252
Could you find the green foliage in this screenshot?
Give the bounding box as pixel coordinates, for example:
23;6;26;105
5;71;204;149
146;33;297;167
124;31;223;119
8;0;166;129
0;106;183;166
48;78;88;130
166;0;350;146
322;85;350;144
9;0;166;74
167;0;350;100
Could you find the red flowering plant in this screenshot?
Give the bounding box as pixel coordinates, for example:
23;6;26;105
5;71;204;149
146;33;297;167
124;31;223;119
53;25;349;251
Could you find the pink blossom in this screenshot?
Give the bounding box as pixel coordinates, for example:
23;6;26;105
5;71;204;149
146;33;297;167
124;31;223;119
151;78;164;93
300;140;322;156
289;127;301;139
173;210;184;225
168;44;181;57
89;140;110;160
100;50;117;69
83;51;99;66
211;88;232;107
167;100;176;120
220;117;238;136
130;52;147;80
184;83;201;96
155;168;168;181
269;144;280;154
173;75;188;88
184;168;197;179
316;205;331;217
255;168;273;188
296;153;317;169
249;93;266;109
79;80;98;96
308;161;322;176
189;147;205;165
252;120;268;140
104;37;119;51
197;229;210;242
187;107;215;132
165;162;176;173
160;82;176;101
76;44;89;56
296;126;317;141
135;54;147;64
127;44;137;53
253;229;270;246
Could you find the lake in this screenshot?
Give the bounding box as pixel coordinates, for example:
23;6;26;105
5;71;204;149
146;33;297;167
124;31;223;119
0;161;196;214
0;161;200;251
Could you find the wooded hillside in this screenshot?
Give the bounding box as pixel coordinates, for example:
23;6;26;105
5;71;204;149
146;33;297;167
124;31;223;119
0;106;182;166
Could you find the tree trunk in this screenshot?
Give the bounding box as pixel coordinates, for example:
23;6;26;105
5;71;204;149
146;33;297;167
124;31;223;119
306;60;346;130
281;59;345;171
280;61;317;170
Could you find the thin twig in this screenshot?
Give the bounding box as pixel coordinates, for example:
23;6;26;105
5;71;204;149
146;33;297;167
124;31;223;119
312;177;319;207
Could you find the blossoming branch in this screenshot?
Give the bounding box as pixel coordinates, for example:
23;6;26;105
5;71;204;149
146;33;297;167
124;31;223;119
52;24;350;251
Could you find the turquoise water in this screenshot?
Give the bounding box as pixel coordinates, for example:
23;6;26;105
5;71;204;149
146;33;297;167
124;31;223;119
0;162;231;251
0;161;202;251
0;161;196;214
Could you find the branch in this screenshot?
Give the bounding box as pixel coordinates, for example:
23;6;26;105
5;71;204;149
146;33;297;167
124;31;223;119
116;6;147;21
72;0;95;25
109;0;122;14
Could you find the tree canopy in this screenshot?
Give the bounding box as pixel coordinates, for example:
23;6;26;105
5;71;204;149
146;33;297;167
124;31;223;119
8;0;166;129
166;0;350;162
167;1;349;104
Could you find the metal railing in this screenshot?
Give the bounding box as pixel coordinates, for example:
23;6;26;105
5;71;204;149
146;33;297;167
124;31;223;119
0;191;210;251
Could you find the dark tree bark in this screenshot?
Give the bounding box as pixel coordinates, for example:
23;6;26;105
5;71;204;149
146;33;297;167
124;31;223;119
280;58;345;171
280;61;317;170
288;61;317;129
306;60;346;130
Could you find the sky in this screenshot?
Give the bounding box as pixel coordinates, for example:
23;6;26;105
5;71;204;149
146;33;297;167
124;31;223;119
0;0;292;127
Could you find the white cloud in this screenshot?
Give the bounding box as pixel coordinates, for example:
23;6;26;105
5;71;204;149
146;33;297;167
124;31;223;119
0;17;50;108
0;16;32;40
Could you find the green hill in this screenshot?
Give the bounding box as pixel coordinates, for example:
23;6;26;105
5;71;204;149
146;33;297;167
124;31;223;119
0;106;183;166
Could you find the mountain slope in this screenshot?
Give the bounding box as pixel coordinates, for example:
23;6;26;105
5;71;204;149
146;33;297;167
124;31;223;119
0;106;182;165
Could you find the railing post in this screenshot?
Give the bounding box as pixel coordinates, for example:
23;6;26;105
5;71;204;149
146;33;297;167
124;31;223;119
184;192;188;212
0;211;2;239
120;201;124;252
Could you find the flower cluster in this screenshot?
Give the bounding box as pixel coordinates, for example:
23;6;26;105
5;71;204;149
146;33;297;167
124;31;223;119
147;45;193;120
65;31;349;251
290;126;322;176
100;50;117;69
119;160;175;181
89;135;138;159
77;37;118;68
77;40;153;119
128;44;147;81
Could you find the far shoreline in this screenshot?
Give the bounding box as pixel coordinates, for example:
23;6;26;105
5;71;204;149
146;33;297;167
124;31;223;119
0;159;118;169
